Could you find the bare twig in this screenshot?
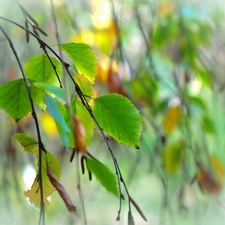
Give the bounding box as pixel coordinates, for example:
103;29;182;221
134;0;159;80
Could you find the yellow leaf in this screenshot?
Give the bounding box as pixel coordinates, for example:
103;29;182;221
164;140;186;174
163;105;181;135
24;149;60;209
210;156;225;181
24;174;51;207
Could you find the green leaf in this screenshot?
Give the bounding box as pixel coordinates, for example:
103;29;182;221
60;43;97;84
0;79;31;122
61;99;94;148
15;133;61;209
75;74;93;97
25;54;62;85
197;68;212;87
76;99;94;145
30;85;46;111
14;133;38;152
61;102;76;148
25;54;63;108
131;72;158;104
202;115;216;134
164;140;186;174
32;82;66;100
45;94;70;149
153;16;179;47
188;95;207;112
24;149;61;208
93;94;142;148
86;157;118;197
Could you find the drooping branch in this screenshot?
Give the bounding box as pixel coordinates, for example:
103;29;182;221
0;24;46;225
0;13;147;222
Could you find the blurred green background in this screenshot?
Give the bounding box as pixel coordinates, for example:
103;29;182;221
0;0;225;224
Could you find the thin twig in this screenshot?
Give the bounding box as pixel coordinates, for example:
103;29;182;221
109;0;123;61
134;0;159;80
109;0;134;80
42;47;63;88
134;0;150;56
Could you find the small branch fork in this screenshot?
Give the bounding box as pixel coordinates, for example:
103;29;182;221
0;5;147;222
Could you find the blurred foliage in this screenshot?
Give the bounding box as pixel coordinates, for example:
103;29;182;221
0;0;225;225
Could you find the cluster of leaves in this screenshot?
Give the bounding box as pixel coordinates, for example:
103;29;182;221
1;0;225;224
0;3;145;225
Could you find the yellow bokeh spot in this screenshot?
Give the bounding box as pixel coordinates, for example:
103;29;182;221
69;0;117;55
97;54;118;83
90;0;111;29
69;21;117;55
158;1;175;17
80;29;95;46
92;15;111;30
40;113;57;137
70;29;95;46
